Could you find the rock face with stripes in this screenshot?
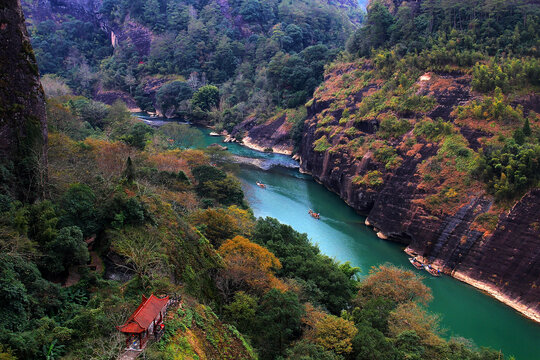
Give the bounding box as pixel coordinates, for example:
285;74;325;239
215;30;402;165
0;0;47;201
297;61;540;321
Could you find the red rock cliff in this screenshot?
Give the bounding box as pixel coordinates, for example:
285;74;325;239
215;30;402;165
297;62;540;322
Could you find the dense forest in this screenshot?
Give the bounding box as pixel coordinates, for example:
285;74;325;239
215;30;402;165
1;0;538;359
0;88;509;359
23;0;363;131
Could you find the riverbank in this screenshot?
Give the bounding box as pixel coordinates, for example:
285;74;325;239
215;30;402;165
452;270;540;324
231;132;540;326
132;113;540;332
241;136;293;156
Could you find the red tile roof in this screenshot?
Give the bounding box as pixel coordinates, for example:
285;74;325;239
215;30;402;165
117;294;169;333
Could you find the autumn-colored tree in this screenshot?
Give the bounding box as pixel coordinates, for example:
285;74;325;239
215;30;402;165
388;302;443;357
178;149;209;168
190;208;240;247
356;265;432;305
216;235;283;300
312;314;358;355
148;150;190;174
190;205;254;247
108;226;167;284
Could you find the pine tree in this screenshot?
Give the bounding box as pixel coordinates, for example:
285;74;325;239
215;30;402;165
523;118;531;136
124;156;135;184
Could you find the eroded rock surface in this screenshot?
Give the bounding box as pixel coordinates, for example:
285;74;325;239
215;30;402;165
0;0;47;201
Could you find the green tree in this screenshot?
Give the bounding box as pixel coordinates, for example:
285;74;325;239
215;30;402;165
124;156;135;184
223;291;258;333
253;289;304;360
253;217;358;314
120;123;154;150
352;323;397;360
192;85;220;112
59;183;98;237
155;81;193;117
43;226;89;274
286;340;344;360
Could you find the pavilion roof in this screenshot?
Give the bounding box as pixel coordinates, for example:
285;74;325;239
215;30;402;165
117;294;169;334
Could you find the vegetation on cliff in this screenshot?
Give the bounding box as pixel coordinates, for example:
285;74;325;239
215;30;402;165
297;0;540;321
0;68;509;359
2;0;537;358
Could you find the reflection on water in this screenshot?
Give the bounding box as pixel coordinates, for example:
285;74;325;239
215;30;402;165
136;114;540;360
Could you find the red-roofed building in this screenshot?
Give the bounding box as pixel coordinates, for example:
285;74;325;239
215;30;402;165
117;294;169;350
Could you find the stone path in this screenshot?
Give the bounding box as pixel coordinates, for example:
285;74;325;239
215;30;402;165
118;349;141;360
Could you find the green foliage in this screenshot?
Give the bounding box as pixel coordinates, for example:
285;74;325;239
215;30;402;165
314;136;331;152
373;144;402;169
156;123;204;149
43;226;89;275
253;218;359;314
192;85;220;112
347;1;394;56
58;183;98;237
67;98;109;130
223;291;258;334
286;340;344;360
378;116;411;139
475;141;540;200
455;88;524;125
472;58;540;93
353;170;384;188
252;289;304;360
192;165;244;206
413;118;454;141
120;122;154;150
156;81;193;117
348;0;540;59
352;323;397;360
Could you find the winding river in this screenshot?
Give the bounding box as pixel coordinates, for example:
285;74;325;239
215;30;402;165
140;115;540;359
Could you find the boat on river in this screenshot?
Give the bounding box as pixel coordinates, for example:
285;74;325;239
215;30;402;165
256;182;266;189
308;209;320;219
408;257;424;270
424;264;441;277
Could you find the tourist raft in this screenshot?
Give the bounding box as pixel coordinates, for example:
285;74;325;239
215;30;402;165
406;250;441;277
308;209;320;219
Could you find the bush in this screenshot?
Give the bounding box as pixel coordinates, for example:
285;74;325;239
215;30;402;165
155;81;193;117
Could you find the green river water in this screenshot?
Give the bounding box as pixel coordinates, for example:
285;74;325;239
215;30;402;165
141;116;540;359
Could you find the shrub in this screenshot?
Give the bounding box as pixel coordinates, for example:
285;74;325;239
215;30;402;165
314;136;331;152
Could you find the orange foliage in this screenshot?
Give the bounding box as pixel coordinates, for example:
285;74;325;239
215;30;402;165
83;138;134;180
216;236;284;299
178;149;209;168
358;265;432;305
147;150;190;174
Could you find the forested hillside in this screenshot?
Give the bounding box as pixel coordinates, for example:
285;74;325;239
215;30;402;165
296;0;540;322
0;0;524;359
2;0;539;358
22;0;362;127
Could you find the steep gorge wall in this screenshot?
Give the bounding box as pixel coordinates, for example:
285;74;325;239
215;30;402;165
0;0;47;201
297;65;540;322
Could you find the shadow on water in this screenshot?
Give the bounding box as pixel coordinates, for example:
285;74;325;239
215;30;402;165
137;114;540;360
235;165;540;360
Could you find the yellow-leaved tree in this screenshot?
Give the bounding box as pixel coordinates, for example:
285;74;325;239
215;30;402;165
216;235;285;300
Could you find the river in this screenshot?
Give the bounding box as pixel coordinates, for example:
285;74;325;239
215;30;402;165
140;115;540;359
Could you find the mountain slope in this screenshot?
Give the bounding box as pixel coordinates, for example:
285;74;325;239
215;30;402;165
294;0;540;321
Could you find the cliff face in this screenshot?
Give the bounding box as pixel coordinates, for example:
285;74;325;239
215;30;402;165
232;112;295;155
296;62;540;321
0;0;47;201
